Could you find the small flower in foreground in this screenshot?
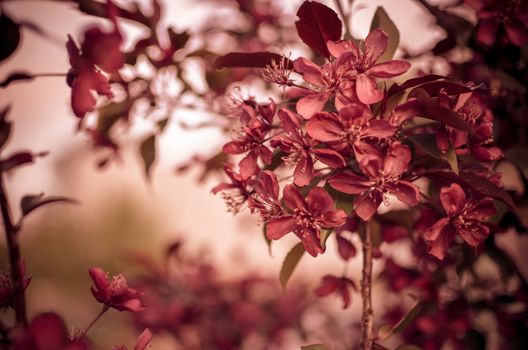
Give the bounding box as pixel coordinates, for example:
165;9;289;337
314;274;357;309
266;185;346;256
89;267;144;312
423;183;497;260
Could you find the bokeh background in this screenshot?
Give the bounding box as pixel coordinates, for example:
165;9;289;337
1;0;527;349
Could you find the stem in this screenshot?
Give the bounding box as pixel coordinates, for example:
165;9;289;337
360;222;374;350
333;0;352;39
0;172;27;326
78;305;109;339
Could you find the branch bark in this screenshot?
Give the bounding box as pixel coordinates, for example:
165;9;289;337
360;222;374;349
0;172;27;326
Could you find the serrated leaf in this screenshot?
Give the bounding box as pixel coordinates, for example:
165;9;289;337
295;1;342;58
0;72;35;88
20;193;77;217
392;301;423;334
301;344;328;350
370;7;399;62
212;52;292;69
280;242;305;289
140;135;156;178
0;13;20;63
407;134;458;174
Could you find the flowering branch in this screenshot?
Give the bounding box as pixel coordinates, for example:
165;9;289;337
360;222;374;350
0;169;27;326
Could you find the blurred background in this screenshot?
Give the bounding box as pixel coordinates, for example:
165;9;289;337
1;0;527;349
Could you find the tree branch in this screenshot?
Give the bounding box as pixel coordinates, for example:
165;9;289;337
360;222;374;349
0;172;27;326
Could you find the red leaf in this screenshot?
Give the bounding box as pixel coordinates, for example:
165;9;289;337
212;52;293;69
0;152;34;171
295;1;342;58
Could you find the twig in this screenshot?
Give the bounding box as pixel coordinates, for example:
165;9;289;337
360;221;374;349
0;171;27;326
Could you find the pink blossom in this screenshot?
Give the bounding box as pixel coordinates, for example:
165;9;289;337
327;28;410;105
266;185;347;256
329;142;420;221
423;183;496;260
89;267;144;312
272;109;345;187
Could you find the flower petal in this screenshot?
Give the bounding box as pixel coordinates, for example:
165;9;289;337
383;143;411;178
293;155;314;187
388;181;420;207
424;218;455;260
266;215;297;240
306;112;344;143
296;92;331;119
355;190;383;221
368;60;410;78
134;329;153;350
364;28;388;64
293;57;324;85
440;183;466;215
239;151;258;180
329;172;370;195
313;148;346;169
356;74;383;105
306;187;334;214
283;184;307;211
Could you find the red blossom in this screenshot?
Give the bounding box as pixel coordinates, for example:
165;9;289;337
272;108;345;186
436;91;502;161
327;28;410;105
266;185;346;256
329;142;420;221
89;267;144;312
306;103;395;153
247;170;283;221
66;1;123;119
423;183;497;260
293;56;358;118
314;274;357;309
